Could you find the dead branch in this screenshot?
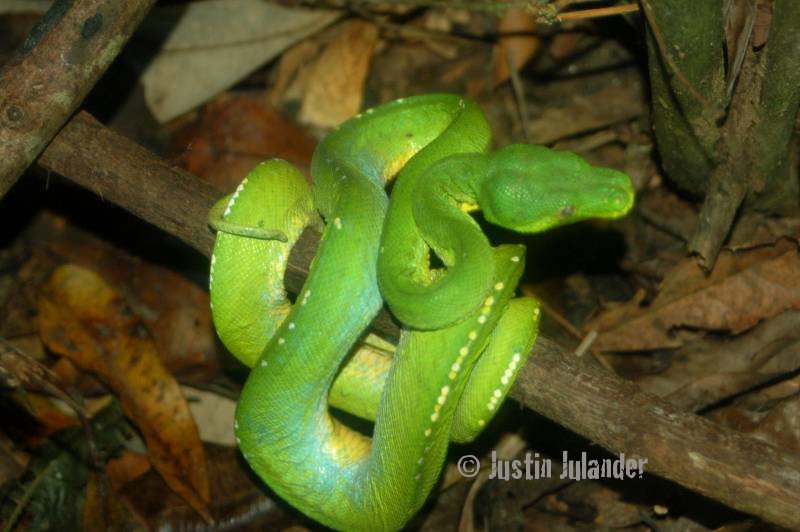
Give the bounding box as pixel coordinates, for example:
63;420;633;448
37;113;219;259
33;112;800;530
0;0;156;198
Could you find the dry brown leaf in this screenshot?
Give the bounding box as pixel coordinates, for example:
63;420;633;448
44;235;219;384
11;212;220;386
299;20;379;128
745;393;800;453
526;80;645;144
269;39;323;108
494;8;540;86
83;472;146;530
173;92;317;189
709;375;800;450
587;238;800;351
38;265;211;522
0;338;91;439
630;310;800;411
120;444;292;528
549;31;585;60
106;450;152;491
728;211;800;250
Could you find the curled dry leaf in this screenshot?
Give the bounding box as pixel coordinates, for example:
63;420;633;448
140;0;340;122
83;472;146;530
587;238;800;351
45;235;219;384
106;450;152;491
526;80;646;145
38;265;211;522
0;338;91;437
299;20;379;128
750;388;800;453
494;8;540;86
172;92;318;189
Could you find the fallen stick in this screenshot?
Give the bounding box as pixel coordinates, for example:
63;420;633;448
36;111;800;530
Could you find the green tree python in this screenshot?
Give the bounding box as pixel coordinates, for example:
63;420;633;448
208;94;634;530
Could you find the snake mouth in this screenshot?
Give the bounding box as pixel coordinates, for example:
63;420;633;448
583;176;636;219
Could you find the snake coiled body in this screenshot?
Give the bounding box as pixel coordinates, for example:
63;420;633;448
209;94;633;530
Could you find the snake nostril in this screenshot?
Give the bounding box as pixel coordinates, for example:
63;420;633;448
559;205;575;217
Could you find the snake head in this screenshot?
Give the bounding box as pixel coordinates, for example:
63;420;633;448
479;144;634;233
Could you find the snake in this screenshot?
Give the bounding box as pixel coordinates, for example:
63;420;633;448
208;94;634;531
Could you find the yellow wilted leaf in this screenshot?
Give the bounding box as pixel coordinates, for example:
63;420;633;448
38;264;211;522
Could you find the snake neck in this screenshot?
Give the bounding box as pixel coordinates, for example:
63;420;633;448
378;155;498;331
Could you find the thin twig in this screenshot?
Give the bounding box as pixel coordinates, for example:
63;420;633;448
557;3;640;21
340;0;546;13
573;330;597;357
507;47;531;140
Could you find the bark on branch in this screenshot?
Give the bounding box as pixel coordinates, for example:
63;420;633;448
0;0;156;198
33;111;800;530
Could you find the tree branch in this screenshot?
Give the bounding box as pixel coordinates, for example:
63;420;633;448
0;0;156;198
35;111;800;530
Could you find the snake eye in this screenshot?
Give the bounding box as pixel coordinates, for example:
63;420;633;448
559;205;575;218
